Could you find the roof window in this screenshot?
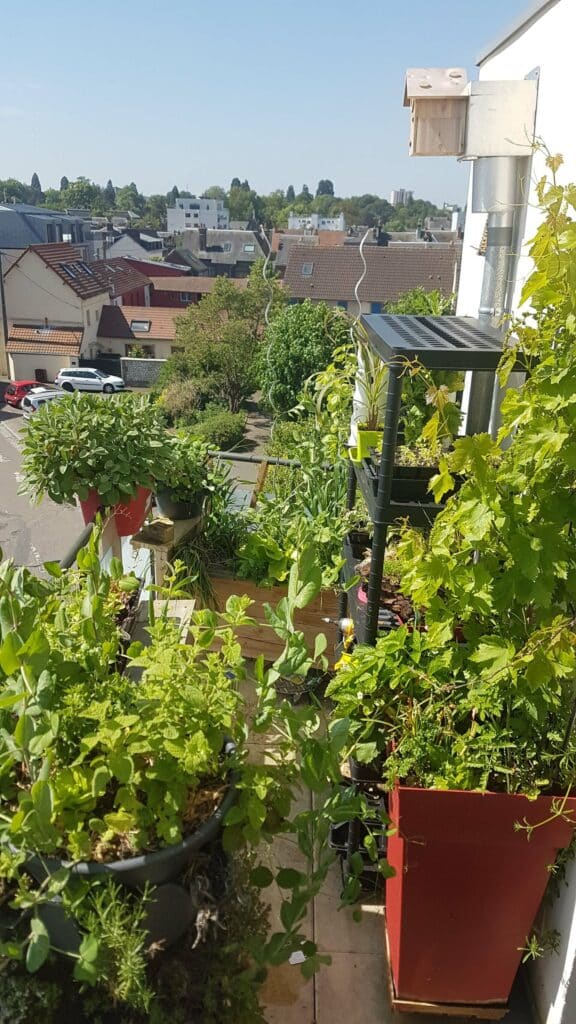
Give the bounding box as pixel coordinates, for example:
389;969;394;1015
243;243;255;253
301;262;314;277
59;263;77;279
130;319;151;332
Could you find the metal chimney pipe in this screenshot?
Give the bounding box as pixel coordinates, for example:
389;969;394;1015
466;156;526;435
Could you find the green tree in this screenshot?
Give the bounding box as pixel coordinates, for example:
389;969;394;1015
297;185;312;206
42;188;64;210
316;179;334;197
59;177;103;211
202;185;227;200
167;262;285;412
115;182;144;214
260;300;350;412
386;287;454;316
0;178;36;205
103;179;116;208
142;194;167;230
228;186;256;222
60;176;69;192
168;185;179;203
30;172;42;194
286;185;295;202
260;190;287;228
230;177;241;190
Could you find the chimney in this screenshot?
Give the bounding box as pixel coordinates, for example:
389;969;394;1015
198;226;207;251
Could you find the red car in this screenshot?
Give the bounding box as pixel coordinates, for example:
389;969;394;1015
4;380;39;408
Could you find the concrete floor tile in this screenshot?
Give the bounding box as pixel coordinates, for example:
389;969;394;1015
261;962;315;1023
315;952;388;1024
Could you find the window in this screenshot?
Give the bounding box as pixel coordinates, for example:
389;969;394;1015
180;292;193;302
86;309;91;327
301;262;314;277
129;320;151;332
59;263;77;280
223;242;232;253
337;300;348;310
243;243;255;253
77;261;94;276
171;345;184;354
370;301;382;314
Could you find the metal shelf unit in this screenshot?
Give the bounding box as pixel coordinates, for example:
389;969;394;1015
343;314;506;645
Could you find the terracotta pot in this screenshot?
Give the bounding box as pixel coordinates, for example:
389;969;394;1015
386;784;576;1007
78;487;151;537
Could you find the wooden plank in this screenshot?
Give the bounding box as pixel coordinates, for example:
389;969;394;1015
382;916;507;1020
206;574;338;663
250;461;269;508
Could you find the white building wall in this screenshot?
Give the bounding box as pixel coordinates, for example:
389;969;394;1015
457;0;576;319
8;352;76;380
456;5;576;1023
167;198;230;233
4;252;83;324
287;213;346;231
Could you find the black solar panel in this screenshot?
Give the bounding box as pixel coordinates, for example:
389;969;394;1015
361;315;504;370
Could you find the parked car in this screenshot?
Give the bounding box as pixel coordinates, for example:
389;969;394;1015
21;388;67;418
3;380;39;408
54;367;126;394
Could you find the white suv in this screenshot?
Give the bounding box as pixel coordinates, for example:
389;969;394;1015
22;388;67;418
55;367;126;394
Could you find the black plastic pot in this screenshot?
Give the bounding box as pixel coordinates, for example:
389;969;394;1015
155;487;206;521
24;757;238;890
349;754;384;785
391;465;437;503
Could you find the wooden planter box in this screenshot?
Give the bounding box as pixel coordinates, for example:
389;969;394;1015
207;574;338;663
385;784;576;1015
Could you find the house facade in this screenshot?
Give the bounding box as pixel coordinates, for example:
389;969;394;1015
105;231;163;261
166;228;266;278
4;244;109;379
167;197;229;233
97;305;182;359
287;213;346;232
0;203;90;253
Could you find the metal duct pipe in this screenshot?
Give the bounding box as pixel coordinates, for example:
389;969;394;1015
466;156;527;435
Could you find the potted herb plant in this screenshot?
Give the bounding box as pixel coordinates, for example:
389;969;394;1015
20;392;172;536
349;336;388;463
154;432;210;521
329;167;576;1012
0;538;384;1013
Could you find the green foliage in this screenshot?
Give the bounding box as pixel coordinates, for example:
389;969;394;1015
0;532;389;1007
193;409;247;450
386;287;454;317
20;393;172;508
260;300;350;412
329;161;576;798
155;432;210;503
164;262;285;414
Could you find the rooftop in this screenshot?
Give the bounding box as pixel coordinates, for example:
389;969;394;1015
177;228;266;264
284;245;461;303
477;0;559;64
98;305;182;340
7;244;109;301
149;275;249;294
7;324;83;356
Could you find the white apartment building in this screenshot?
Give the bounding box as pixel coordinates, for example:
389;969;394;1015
167;197;229;234
287;212;346;232
389;188;414;206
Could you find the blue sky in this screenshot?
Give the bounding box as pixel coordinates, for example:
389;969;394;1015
0;0;530;206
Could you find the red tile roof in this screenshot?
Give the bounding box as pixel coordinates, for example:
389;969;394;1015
149;275;249;294
7;324;83;356
284;244;461;303
90;258;151;299
7;244;109;300
98;305;182;341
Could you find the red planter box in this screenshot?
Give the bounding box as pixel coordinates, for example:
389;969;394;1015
386;784;576;1008
78;487;151;537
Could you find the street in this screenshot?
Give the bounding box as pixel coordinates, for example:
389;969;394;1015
0;392;83;570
